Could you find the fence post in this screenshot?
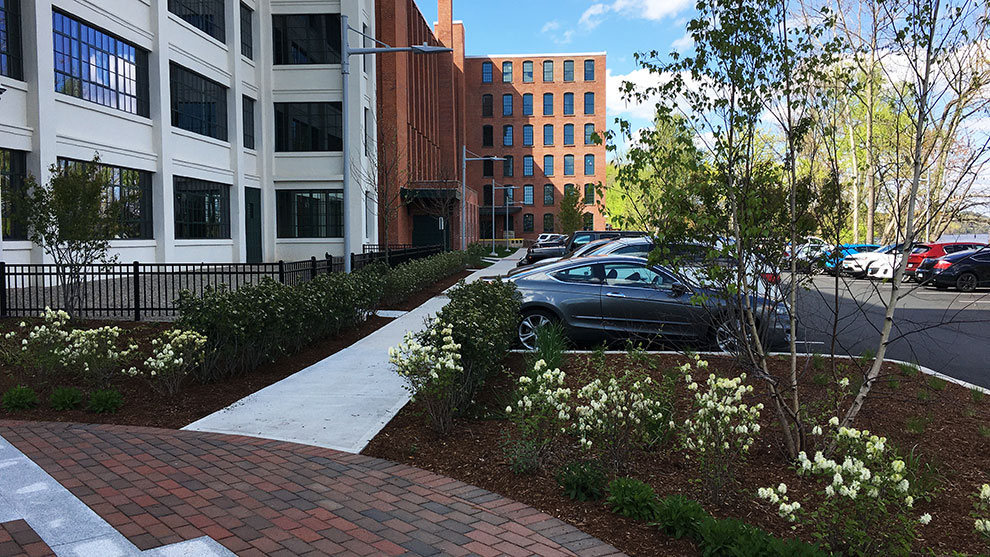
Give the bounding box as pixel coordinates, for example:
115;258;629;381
350;252;356;272
0;262;7;318
310;256;317;280
326;253;332;275
278;260;285;283
132;261;141;321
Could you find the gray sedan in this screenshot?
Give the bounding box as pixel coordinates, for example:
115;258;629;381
505;255;790;351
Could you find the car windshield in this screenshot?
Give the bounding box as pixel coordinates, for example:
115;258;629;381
911;245;931;254
877;244;898;254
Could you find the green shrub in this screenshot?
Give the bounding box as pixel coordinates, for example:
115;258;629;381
49;386;83;410
655;495;710;540
381;251;471;306
528;322;567;370
899;362;920;377
695;517;757;556
2;385;39;411
606;477;660;522
927;376;947;391
88;389;123;414
971;388;986;404
555;461;608;502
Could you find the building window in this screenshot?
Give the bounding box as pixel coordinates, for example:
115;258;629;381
543;124;553;146
483;159;493;177
522;94;533;116
564;124;574;145
563;93;574;115
543;60;553;82
564;155;574;176
564;183;576;196
503;93;513;116
543;184;554;206
363;23;371;73
243;95;255;149
503;156;514;177
523;125;533;146
544;155;554;176
523;185;534;205
584;183;595;204
523;213;534;232
482;125;493;147
276;189;343;238
583;213;594;230
522;60;533;82
0;0;22;80
563;60;574;82
274;102;343;151
174;176;230;239
504;187;514;205
240;3;253;59
503;125;513;147
170;63;228;141
584;92;595;115
584;154;595;175
272;14;341;65
58;158;153;239
482;94;493;117
481;61;493;83
364;107;372;157
585;123;596;144
584;59;595;81
502;61;512;82
543;93;553;116
0;148;27;240
543;213;554;232
53;11;150;117
168;0;225;42
523;156;534;176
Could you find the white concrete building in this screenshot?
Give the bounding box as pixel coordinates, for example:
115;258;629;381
0;0;377;264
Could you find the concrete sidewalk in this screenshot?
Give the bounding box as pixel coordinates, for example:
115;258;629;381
184;250;523;453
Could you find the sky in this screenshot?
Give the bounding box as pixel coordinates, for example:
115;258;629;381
411;0;698;155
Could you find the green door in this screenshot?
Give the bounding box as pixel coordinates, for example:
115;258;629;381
245;187;262;263
412;215;449;250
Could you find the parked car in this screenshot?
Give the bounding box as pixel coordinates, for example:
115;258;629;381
534;233;567;244
841;244;904;278
904;242;988;280
915;248;990;292
506;255;790;351
823;244;880;274
518;230;645;266
789;237;833;273
507;237;618;276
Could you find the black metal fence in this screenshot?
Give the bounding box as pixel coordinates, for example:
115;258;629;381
0;244;443;321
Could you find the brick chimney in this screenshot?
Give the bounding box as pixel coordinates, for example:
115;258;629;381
437;0;453;47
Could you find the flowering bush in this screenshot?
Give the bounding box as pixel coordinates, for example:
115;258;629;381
574;369;666;471
390;321;463;435
680;358;762;504
126;329;207;396
60;325;136;387
503;359;572;473
974;483;990;547
759;421;930;555
5;308;73;381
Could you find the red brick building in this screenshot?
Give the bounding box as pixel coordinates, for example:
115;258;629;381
375;1;606;246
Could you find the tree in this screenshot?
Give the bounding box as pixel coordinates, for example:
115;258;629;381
558;188;584;236
21;154;121;316
355;118;408;265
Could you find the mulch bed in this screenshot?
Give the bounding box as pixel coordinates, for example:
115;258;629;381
363;352;990;556
0;269;472;430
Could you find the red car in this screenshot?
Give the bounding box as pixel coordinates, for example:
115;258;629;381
906;242;988;279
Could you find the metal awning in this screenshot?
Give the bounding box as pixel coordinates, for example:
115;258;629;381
480;205;523;216
401;187;462;202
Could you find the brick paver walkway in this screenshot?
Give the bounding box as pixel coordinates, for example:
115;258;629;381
0;520;55;556
0;421;623;556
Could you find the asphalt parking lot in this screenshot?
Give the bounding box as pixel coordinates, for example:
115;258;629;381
794;275;990;389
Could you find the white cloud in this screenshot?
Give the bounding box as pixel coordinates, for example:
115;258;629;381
671;32;694;52
579;3;610;30
541;21;560;33
541;20;576;44
607;67;663;121
581;0;693;29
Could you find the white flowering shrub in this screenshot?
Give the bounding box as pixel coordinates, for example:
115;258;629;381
974;483;990;547
5;308;73;380
503;359;572;473
680;358;762;504
573;369;665;471
759;421;930;555
125;329;207;396
389;321;464;435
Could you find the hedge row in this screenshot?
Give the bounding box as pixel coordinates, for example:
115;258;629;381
177;247;486;383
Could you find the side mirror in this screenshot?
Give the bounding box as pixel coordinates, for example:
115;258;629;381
670;283;688;297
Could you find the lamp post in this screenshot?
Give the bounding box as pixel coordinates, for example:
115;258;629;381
491;184;517;256
341;17;452;272
462;150;506;250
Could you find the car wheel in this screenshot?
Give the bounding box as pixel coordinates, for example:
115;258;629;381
713;318;744;353
518;311;556;350
956;272;978;293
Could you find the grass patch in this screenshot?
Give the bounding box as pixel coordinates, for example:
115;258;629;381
886;377;900;391
916;389;932;403
979;425;990;439
812;372;829;387
905;414;931;435
927;376;947;392
963;407;977;418
811;353;824;371
971;389;986;404
899;362;920;377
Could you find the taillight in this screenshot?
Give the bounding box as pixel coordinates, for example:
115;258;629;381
761;272;781;284
934;260;952;271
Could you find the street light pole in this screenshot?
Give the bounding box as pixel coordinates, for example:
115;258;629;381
340;17;452;272
462;152;505;252
490;183;516;256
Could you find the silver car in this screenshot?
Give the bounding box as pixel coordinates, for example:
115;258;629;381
506;255;790;351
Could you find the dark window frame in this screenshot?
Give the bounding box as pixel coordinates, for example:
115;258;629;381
242;95;256;149
543;212;554;232
170;63;228;141
502;61;512;82
585;123;596;144
276;189;343;238
482;125;494;147
58;157;154;240
563;60;574;82
502;93;513;116
481;94;493;117
564;124;575;145
523;125;534;146
272;14;342;65
584;92;595;115
523;184;534;205
240;3;253;59
274;102;343;152
523;213;534;232
584;183;595;204
1;0;23;80
168;0;226;42
481;61;493;83
503;156;514;177
543;124;553;146
523;155;534;176
174;176;230;239
584;155;595;175
522;60;533;82
543;93;553;116
542;60;553;82
563;92;574;115
0;148;27;240
522;93;533;116
544;155;554;176
503;124;513;147
564;154;574;176
584;59;595;81
543;184;554;206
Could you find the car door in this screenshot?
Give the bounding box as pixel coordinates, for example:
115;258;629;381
545;263;604;338
600;262;698;339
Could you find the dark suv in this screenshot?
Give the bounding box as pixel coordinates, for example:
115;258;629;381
519;230;646;266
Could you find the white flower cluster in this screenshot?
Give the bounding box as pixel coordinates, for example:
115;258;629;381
505;359;571;424
681;359;762;456
125;329;206;386
7;308;134;379
389;322;463;393
757;483;801;522
975;484;990;538
573;371;664;451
